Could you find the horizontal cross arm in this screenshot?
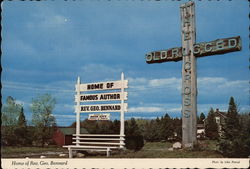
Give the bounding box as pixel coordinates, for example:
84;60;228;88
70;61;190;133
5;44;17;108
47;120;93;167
146;36;241;64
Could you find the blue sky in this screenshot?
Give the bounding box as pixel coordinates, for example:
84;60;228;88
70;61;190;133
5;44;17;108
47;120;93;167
2;0;249;126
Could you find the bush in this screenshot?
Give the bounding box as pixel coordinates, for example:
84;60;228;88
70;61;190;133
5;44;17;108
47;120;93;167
125;135;144;151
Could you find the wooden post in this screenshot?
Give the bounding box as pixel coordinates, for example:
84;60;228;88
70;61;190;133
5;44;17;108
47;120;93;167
107;148;111;157
120;72;125;148
76;76;81;146
145;0;241;150
68;147;73;158
180;1;197;148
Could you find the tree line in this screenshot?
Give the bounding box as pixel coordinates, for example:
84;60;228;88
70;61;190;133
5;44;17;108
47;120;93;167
1;94;56;147
2;94;249;157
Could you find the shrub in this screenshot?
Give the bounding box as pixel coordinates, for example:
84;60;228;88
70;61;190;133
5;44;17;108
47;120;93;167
125;135;144;151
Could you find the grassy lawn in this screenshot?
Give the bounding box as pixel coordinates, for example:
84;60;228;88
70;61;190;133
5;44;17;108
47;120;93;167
110;140;223;158
1;145;67;158
1;140;223;158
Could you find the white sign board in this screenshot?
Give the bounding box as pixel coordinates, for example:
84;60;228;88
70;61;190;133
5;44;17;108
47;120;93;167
88;113;110;121
75;92;128;102
77;80;128;92
77;103;128;113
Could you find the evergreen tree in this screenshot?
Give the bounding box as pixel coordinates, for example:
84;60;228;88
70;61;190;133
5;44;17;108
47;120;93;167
160;113;174;141
125;118;144;151
173;117;182;141
18;107;26;127
198;112;206;124
14;107;30;145
205;108;219;140
144;119;159;142
218;97;247;157
113;119;120;134
125;118;140;136
237;113;250;157
224;97;240;138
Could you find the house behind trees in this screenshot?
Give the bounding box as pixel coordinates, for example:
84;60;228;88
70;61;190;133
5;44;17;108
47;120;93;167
214;108;227;136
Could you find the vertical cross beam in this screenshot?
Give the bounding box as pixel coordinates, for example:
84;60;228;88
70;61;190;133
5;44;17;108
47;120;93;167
76;76;81;146
180;1;197;148
120;72;125;148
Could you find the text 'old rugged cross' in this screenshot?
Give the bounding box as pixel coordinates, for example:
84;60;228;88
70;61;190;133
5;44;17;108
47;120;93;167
145;1;241;148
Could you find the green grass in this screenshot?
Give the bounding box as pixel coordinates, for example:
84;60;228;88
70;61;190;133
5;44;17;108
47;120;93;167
142;141;172;150
109;140;223;158
1;140;223;158
1;145;67;158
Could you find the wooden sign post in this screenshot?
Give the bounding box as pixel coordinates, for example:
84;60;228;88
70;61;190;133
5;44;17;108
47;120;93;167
75;72;128;148
145;1;241;148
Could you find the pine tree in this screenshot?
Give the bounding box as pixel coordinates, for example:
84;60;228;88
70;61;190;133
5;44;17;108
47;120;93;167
205;108;219;140
173;117;182;141
218;97;244;157
198;112;206;124
113;119;120;134
125;118;144;151
237;113;250;157
14;107;30;146
160;113;174;141
18;107;26;127
224;97;240;138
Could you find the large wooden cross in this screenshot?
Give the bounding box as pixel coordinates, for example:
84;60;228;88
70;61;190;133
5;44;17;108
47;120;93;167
145;1;241;148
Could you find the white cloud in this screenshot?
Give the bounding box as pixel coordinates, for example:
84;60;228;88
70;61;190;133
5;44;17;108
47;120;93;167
197;77;248;96
128;77;181;92
127;76;248;100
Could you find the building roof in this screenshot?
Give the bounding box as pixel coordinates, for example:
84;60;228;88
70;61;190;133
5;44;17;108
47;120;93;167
58;127;88;135
215;109;227;119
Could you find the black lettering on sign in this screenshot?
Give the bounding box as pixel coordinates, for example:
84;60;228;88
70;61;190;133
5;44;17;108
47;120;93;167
87;83;103;90
80;95;98;101
81;106;90;111
90;106;100;111
106;83;114;88
101;105;121;111
100;94;121;100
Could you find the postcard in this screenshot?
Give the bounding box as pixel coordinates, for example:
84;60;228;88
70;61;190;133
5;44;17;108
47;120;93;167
1;0;249;168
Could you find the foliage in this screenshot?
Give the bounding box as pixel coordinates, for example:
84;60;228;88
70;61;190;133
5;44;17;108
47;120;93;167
205;108;219;140
125;118;144;151
2;96;22;126
14;107;32;146
143;114;181;142
218;97;250;157
160;113;175;141
31;94;57;147
71;113;181;143
75;119;120;134
172;117;182;141
198;112;206;124
1;96;22;146
144;119;160;141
